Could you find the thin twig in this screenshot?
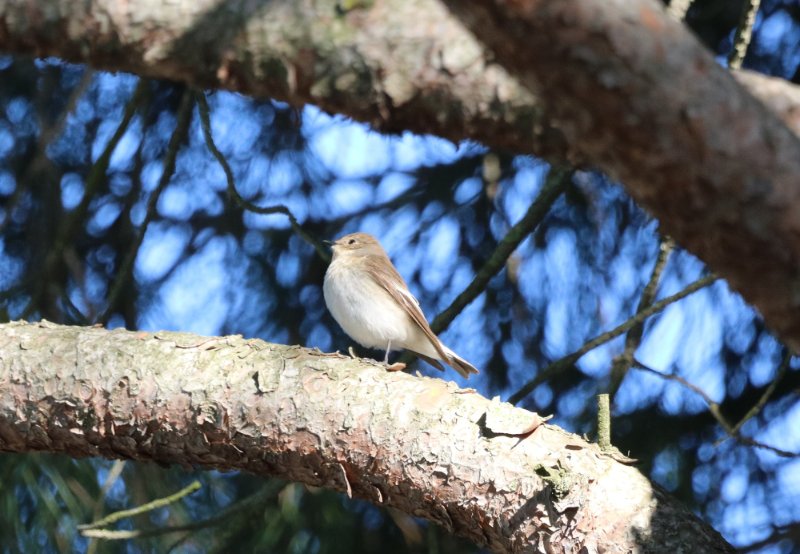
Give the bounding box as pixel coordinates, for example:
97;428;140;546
86;460;126;554
609;237;675;396
430;166;571;335
508;273;717;405
728;0;762;70
22;80;150;319
78;481;202;532
194;91;329;262
633;359;798;458
99;88;194;323
728;350;792;438
79;481;280;544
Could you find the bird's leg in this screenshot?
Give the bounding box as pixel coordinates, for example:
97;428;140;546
348;346;358;359
383;340;406;372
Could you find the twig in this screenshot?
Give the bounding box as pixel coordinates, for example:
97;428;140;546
430;165;571;335
508;273;717;405
609;237;675;396
99;88;193;323
79;481;280;544
86;460;126;554
633;359;798;458
78;480;202;532
727;350;792;438
193;91;329;262
728;0;762;70
22;79;150;319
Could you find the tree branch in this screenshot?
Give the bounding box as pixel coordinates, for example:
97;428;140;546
0;320;733;553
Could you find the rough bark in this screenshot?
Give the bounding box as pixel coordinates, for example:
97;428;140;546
0;321;732;554
0;1;799;158
440;0;800;351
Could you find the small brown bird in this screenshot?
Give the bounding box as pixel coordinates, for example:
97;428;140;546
323;232;479;378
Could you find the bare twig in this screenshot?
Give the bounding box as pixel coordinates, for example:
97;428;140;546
79;480;202;533
508;273;717;405
22;80;150;319
194;91;329;261
728;350;792;438
86;460;126;554
633;359;798;458
609;237;675;396
430;165;570;335
729;0;762;70
100;88;193;323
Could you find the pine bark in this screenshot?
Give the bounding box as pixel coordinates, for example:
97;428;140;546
0;321;733;553
2;0;800;350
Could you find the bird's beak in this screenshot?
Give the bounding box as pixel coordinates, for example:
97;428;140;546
323;239;335;247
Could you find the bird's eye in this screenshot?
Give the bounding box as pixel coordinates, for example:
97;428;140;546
348;239;356;245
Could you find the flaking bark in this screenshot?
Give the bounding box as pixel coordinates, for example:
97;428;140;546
0;321;733;553
2;0;800;351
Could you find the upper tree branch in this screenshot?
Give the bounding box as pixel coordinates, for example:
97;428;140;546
0;321;732;553
439;0;800;351
0;1;798;158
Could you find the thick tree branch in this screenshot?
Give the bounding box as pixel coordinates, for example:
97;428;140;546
0;1;799;158
439;0;800;352
0;321;732;553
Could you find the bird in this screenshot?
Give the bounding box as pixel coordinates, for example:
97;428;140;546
323;232;479;378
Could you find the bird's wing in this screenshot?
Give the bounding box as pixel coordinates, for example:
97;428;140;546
364;256;450;364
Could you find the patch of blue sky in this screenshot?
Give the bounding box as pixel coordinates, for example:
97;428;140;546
0;239;23;290
5;97;33;128
454;176;481;205
306;322;332;352
94;73;139;113
140;160;165;193
720;466;750;503
749;333;782;386
614;359;666;414
777;459;800;508
266;153;303;196
578;337;621;379
517;249;546;305
0;171;14;195
134;222;192;282
87;200;122;235
158;183;191;220
202;94;261;158
109;173;132;198
503;167;546;223
60;173;83;210
144;237;232;335
376;172;415;203
326;179;374;217
0;125;13;159
420;217;459;292
722;498;773;548
636;304;683;369
276;251;300;287
310;121;391;178
379;206;421;251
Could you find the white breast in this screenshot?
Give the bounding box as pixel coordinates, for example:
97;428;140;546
323;258;413;350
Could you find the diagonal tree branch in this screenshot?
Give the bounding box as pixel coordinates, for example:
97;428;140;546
0;320;733;553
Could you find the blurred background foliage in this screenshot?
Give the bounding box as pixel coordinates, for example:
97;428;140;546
0;0;799;552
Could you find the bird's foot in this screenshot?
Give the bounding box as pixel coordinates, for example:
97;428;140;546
384;362;407;372
348;346;359;359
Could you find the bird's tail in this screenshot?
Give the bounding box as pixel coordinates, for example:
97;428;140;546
442;345;479;379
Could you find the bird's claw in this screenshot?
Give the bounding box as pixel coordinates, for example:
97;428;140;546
384;362;407;372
